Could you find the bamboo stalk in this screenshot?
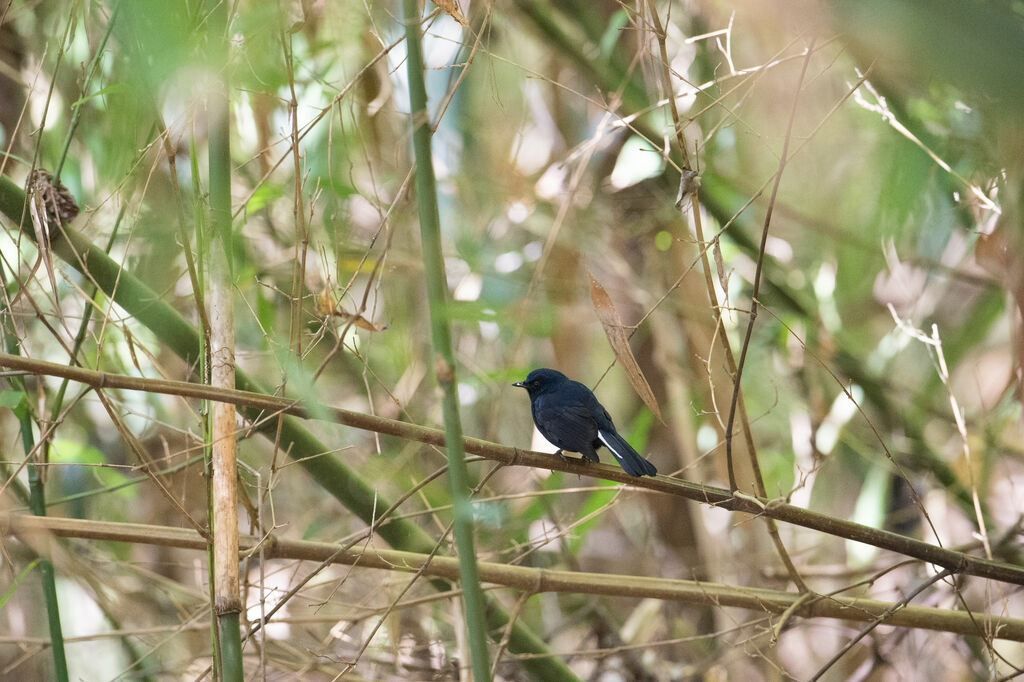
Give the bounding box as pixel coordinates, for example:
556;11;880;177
206;1;243;678
2;350;1022;590
7;513;1023;643
0;175;577;681
401;2;491;679
0;253;69;682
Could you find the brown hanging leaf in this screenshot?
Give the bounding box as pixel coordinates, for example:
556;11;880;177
433;0;468;26
340;309;389;332
316;289;389;331
315;289;336;317
587;271;663;422
23;169;78;327
712;237;730;307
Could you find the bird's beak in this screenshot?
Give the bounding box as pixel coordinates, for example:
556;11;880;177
513;381;525;388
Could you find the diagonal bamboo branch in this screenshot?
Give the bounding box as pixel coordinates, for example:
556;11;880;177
0;351;1022;587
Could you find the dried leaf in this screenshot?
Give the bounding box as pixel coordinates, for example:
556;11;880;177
30;169;79;224
27;189;58;297
315;289;336;317
25;169;77;326
587;271;663;422
341;310;388;332
433;0;468;26
317;289;389;331
975;225;1011;281
712;236;730;305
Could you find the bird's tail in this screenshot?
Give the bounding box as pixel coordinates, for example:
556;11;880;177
597;429;657;477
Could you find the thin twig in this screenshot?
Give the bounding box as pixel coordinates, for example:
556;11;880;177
808;568;954;681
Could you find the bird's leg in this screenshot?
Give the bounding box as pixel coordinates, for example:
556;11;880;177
552;450;584;480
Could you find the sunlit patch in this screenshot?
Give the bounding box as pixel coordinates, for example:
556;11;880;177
494;250;523;273
453;272;482;301
815;385;863;454
507;200;531;224
511;123;553;175
528;519;564;552
523;241;543;261
245;561;294;641
609;136;665;189
535;162;567;200
423;15;464;69
479;320;500;340
457;381;478;405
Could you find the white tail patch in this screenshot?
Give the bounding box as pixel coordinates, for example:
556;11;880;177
597;431;625;462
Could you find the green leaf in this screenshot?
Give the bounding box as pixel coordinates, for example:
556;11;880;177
847;461;891;567
51;439;134;497
0;390;27;419
273;346;330;422
0;559;39;609
598;10;629;61
245;183;285;214
70;83;129;109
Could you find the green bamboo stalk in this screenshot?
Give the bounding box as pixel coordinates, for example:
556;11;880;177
0;269;69;681
0;175;578;681
25;461;68;682
401;3;491;680
39;207;154;680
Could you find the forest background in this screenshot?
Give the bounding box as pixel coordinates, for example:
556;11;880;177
1;0;1024;679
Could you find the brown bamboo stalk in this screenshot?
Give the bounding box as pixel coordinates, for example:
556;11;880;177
210;226;239;617
205;3;242;673
1;352;1022;587
6;513;1023;642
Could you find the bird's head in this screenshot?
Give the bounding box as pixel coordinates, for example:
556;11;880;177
513;368;569;396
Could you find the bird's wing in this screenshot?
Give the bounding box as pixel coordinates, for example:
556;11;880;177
534;402;598;450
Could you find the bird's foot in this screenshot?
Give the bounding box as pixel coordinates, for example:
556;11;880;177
553;450;586;479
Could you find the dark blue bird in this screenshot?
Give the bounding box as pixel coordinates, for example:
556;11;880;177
514;368;657;477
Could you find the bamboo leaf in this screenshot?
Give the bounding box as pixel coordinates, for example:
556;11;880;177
588;271;663;422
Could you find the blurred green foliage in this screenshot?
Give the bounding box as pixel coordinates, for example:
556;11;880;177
0;0;1022;678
